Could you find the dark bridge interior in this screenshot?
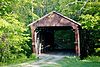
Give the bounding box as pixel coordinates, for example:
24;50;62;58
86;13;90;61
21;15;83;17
36;26;76;55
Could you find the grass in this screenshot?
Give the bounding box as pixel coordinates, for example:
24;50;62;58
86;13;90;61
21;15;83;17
0;53;37;67
41;56;100;67
0;58;38;67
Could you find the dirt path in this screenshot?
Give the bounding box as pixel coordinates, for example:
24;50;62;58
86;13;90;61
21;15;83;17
7;51;75;67
17;53;65;67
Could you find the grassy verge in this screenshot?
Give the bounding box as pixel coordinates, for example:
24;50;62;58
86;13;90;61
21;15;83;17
0;53;37;66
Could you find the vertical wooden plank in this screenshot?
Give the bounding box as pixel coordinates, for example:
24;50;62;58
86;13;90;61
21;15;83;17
75;28;80;56
77;28;80;56
30;26;36;53
39;43;42;55
35;32;39;56
75;29;78;55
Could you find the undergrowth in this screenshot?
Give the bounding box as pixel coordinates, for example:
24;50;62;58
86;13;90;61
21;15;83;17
0;53;37;66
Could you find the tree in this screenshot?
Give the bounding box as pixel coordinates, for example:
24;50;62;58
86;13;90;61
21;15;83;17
0;0;33;64
0;14;31;63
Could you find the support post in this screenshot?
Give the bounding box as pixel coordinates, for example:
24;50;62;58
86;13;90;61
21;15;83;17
35;32;38;55
75;28;80;56
31;26;36;53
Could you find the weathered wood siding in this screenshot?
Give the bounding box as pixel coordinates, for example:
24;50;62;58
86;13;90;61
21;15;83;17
30;11;81;56
33;13;78;29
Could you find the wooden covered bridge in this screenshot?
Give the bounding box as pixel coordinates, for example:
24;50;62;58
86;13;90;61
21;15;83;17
29;11;82;57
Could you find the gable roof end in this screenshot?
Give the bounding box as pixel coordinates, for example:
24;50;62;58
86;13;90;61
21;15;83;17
28;11;81;26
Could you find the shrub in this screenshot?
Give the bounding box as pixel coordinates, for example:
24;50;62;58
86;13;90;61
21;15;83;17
29;53;37;60
94;48;100;56
86;56;100;62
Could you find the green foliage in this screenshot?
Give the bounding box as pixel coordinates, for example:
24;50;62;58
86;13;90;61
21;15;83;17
54;30;75;49
0;0;37;65
79;2;100;30
80;14;100;30
86;56;100;62
0;0;12;15
83;2;100;15
0;14;30;63
94;48;100;56
29;53;37;60
0;53;37;66
79;2;100;54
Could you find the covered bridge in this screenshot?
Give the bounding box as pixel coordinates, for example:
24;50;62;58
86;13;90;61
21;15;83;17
29;11;82;57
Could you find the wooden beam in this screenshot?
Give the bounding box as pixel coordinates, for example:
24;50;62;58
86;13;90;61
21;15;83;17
35;32;38;55
75;28;80;56
31;26;36;53
77;28;80;56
